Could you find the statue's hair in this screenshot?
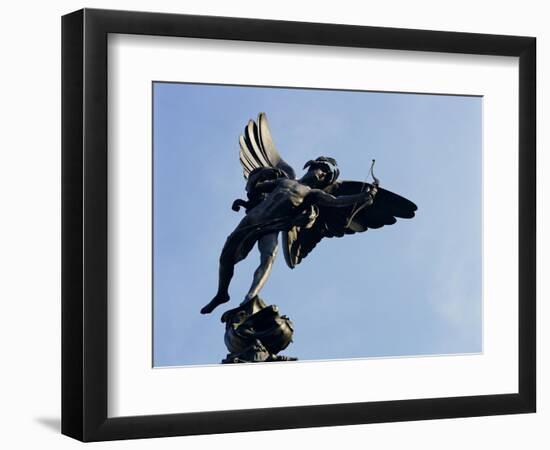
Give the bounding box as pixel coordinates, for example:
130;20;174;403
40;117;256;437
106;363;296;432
303;156;340;187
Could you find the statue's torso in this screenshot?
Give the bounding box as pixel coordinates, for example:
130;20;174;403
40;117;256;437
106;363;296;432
253;179;310;218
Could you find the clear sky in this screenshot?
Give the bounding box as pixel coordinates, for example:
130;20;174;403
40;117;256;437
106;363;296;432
153;82;482;367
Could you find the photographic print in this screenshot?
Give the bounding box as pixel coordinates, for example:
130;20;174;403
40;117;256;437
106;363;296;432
152;82;482;367
62;11;535;440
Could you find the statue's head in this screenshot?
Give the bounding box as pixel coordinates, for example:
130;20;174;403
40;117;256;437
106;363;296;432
301;156;340;188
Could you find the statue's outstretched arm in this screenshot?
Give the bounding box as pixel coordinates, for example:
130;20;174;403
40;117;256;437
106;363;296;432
307;185;377;208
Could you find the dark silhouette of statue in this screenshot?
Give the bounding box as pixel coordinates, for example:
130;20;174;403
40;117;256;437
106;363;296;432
200;113;417;363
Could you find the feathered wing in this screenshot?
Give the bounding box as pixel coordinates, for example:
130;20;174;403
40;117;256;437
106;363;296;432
239;113;296;179
283;181;418;268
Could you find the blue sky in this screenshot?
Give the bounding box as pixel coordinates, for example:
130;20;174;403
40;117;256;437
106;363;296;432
153;82;482;367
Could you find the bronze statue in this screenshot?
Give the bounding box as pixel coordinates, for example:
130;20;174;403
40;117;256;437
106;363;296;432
201;113;417;315
200;113;417;363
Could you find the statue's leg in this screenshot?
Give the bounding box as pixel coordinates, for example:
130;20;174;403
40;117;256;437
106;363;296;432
200;250;235;314
201;218;257;314
243;232;279;303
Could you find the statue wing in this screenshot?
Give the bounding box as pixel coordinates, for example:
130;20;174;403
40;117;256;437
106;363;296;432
239;113;296;179
283;181;417;268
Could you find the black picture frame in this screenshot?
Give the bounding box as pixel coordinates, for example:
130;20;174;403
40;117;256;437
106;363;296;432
61;8;536;442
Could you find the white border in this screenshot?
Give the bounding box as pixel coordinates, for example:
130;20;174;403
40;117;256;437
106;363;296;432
107;34;519;417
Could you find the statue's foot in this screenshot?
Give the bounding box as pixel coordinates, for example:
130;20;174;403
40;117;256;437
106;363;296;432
201;293;230;314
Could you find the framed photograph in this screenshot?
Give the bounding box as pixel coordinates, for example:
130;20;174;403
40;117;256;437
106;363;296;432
61;8;536;442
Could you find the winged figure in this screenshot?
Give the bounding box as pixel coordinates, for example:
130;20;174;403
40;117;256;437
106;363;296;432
200;113;417;314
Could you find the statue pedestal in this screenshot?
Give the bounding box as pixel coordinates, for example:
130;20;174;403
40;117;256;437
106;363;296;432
220;296;297;364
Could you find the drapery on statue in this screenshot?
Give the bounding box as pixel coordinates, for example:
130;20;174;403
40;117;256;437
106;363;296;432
201;113;418;316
